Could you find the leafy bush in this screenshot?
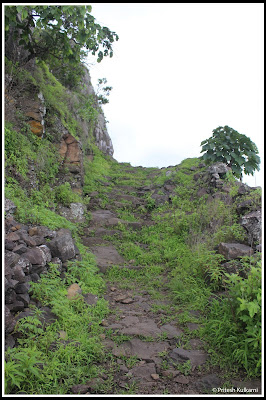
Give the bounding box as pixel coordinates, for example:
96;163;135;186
205;258;261;376
54;182;81;207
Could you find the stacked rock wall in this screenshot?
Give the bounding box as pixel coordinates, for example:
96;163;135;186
4;199;81;350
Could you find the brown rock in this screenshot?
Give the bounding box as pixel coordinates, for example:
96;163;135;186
12;265;26;282
121;297;134;304
174;375;190;384
28;227;38;236
162;370;180;378
6;232;20;241
130;363;157;382
26;111;42;121
12;244;28;254
71;384;90;394
5;251;20;269
218;242;254;260
67;283;82;299
28;120;43;137
22;247;46;266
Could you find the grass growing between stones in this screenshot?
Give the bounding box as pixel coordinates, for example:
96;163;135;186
5;255;110;394
102;159;262;379
5;157;262;394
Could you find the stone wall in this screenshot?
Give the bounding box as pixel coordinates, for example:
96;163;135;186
4;199;81;350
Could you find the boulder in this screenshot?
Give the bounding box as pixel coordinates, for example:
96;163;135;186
12;265;26;282
207;163;231;176
21;247;47;266
47;229;76;262
58;202;87;223
218;242;254;260
38;245;52;264
5;251;20;269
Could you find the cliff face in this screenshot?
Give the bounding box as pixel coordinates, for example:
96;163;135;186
5;53;114;194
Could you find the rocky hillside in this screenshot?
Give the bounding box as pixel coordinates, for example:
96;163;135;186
4;50;262;394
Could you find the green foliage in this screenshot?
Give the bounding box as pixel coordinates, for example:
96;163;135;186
96;78;113;105
83;147;113;194
5;122;61;182
54;182;82;207
201;126;260;179
35;61;82;139
205;259;261;376
4;260;109;394
5;346;44;393
5;5;119;65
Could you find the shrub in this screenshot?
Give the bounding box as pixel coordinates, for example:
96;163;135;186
205;258;261;376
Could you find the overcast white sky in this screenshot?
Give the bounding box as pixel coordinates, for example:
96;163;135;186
86;3;264;187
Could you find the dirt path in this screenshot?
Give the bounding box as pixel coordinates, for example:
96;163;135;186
76;169;261;395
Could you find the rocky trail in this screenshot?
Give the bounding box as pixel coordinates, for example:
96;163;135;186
71;166;261;395
5;162;262;395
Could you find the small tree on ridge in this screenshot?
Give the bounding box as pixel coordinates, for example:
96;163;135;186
200;126;260;180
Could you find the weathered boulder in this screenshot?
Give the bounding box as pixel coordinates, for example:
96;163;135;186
38;245;52;264
58;202;87;223
207;163;231;176
12;264;26;283
21;247;47;267
206;163;231;188
47;229;76;262
218;242;254;260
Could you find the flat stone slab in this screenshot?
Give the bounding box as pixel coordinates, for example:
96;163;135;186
218;242;254;260
169;347;209;367
194;374;222;392
112;338;169;360
120;318;162;337
130;362;157;382
89;245;125;272
82;237;109;247
160;324;183;339
90;210;121;227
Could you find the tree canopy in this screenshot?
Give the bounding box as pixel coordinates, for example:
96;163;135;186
5;5;119;65
200;126;260;179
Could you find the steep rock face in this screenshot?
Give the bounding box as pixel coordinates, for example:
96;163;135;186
94;113;114;156
67;66;114;158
